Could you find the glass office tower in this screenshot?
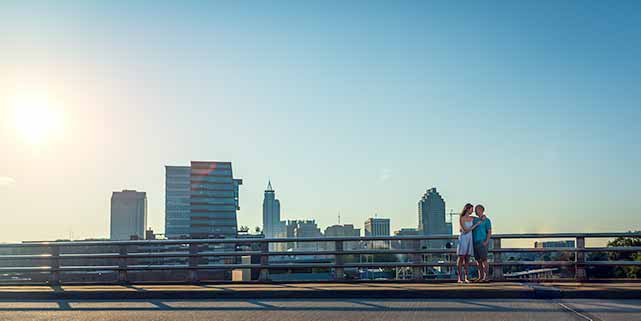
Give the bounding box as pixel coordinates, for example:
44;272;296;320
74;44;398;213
165;161;242;239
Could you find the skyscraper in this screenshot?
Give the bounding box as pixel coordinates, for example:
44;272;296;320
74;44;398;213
262;180;281;238
190;161;242;238
364;217;390;249
165;161;242;239
393;228;421;250
324;224;360;238
364;218;390;236
110;190;147;240
165;166;191;238
324;224;361;250
286;220;322;250
418;187;450;248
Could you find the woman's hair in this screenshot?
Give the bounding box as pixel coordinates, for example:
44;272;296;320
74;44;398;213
460;203;474;216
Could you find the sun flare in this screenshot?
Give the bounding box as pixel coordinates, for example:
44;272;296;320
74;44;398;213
8;92;65;145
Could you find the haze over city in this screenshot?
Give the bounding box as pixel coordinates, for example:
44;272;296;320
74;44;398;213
1;1;641;243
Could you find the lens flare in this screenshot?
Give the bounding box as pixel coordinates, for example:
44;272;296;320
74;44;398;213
8;92;64;145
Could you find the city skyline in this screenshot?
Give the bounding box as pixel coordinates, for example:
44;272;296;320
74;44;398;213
1;1;641;243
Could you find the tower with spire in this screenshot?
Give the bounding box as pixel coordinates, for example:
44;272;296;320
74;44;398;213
262;180;281;238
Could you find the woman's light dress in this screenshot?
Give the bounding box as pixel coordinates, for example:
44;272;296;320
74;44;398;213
457;219;474;256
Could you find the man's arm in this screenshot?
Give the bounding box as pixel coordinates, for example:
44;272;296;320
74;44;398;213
483;229;492;247
482;219;492;247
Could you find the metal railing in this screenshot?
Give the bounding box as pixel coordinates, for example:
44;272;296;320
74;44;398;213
0;232;640;284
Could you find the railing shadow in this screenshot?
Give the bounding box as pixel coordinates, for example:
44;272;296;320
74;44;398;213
0;299;638;313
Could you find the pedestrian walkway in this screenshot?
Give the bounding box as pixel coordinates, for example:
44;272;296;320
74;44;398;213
1;282;640;300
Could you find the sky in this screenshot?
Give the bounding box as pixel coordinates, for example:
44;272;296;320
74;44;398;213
0;1;640;243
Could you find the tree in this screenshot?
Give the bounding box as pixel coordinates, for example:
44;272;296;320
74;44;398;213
587;251;615;278
607;232;641;278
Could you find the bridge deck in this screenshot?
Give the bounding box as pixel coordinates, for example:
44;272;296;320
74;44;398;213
0;298;639;321
1;282;640;300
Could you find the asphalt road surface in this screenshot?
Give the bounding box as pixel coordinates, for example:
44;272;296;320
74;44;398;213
0;299;639;321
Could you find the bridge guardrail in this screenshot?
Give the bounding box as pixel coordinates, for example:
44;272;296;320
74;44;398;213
0;232;639;284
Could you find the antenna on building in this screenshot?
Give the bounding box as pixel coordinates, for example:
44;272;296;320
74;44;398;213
338;212;341;225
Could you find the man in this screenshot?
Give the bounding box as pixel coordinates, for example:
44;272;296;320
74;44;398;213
472;204;492;282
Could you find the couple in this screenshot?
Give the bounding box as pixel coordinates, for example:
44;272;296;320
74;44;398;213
457;203;492;283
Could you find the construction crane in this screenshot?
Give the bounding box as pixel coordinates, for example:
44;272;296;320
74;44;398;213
447;209;456;224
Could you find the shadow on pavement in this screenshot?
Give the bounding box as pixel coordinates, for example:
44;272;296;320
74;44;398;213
0;299;637;314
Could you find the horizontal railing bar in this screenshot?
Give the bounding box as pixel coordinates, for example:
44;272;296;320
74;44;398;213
4;260;640;273
1;247;641;261
268;249;455;256
581;246;641;252
1;232;639;247
492;246;641;253
0;266;52;272
3;246;641;260
0;254;53;260
54;251;261;259
585;261;641;266
490;261;575;266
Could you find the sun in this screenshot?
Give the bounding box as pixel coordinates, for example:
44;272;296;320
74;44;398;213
9;92;65;145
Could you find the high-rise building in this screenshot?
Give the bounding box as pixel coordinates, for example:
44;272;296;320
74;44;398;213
324;224;361;250
165;161;242;239
285;220;322;250
190;161;242;238
262;180;283;238
393;228;420;249
110;190;147;240
364;218;390;236
418;187;450;248
165;166;191;238
324;224;360;237
364;217;390;249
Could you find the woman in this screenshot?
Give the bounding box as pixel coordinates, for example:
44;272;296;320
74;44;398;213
457;203;482;283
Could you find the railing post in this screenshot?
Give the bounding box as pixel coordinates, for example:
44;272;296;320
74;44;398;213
49;245;60;285
411;251;423;280
188;242;200;284
334;240;344;280
492;238;503;280
117;245;128;284
259;241;270;281
575;236;586;281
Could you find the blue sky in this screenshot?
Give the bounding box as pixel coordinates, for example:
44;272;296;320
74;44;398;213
1;1;640;242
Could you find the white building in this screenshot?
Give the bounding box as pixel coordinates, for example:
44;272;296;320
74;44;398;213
110;190;147;240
